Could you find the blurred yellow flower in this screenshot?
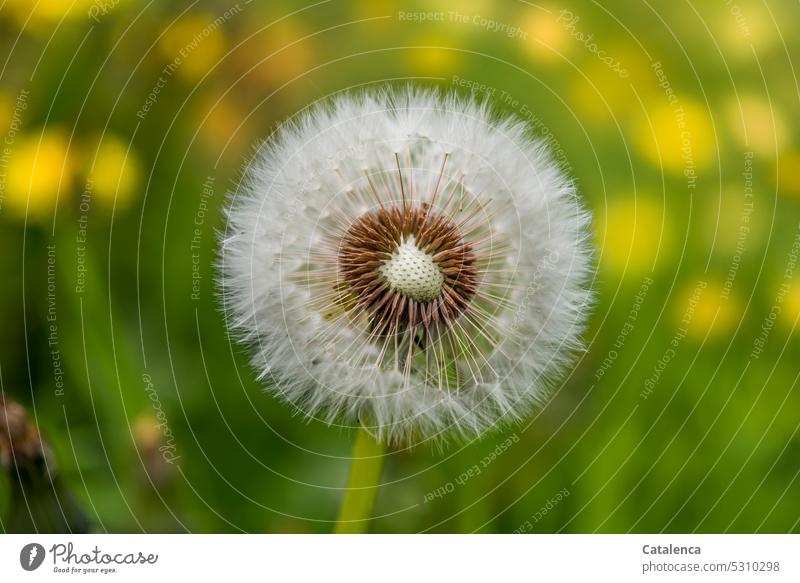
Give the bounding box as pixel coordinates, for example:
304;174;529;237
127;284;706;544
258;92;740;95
724;94;788;157
195;95;247;159
703;187;765;256
4;129;73;220
132;414;162;451
780;282;800;330
567;47;649;125
678;280;740;340
772;150;800;198
520;7;571;62
630;96;715;173
242;19;313;87
2;0;97;33
85;135;143;210
0;93;11;133
353;0;403;24
567;67;620;125
131;413;178;485
407;40;458;75
158;12;226;81
597;196;671;277
716;0;780;60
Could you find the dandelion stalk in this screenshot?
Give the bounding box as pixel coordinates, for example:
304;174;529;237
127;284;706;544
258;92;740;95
334;426;384;534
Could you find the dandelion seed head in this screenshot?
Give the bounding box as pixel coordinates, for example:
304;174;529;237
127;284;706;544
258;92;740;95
220;86;593;445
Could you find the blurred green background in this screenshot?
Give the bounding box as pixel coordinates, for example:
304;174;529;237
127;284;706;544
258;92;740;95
0;0;798;533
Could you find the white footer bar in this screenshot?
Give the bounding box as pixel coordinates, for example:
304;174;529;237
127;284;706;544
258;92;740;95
1;534;797;581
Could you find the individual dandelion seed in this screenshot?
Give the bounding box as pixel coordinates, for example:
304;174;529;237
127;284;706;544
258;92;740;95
220;87;593;445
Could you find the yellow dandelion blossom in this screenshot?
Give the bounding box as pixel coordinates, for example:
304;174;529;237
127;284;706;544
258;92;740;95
780;279;800;331
3;0;97;33
195;95;247;158
85;135;143;210
724;94;788;157
243;20;314;87
132;414;162;451
597;196;671;277
407;40;458;75
353;0;403;26
630;96;715;174
704;187;764;255
567;47;649;125
0;93;11;133
716;0;780;60
772;150;800;198
520;7;571;62
4;129;73;220
679;280;740;340
158;12;226;81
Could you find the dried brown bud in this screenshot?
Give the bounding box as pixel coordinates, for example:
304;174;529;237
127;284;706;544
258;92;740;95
0;395;46;471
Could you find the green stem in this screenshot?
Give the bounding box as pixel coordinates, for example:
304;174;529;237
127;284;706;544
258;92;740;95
334;426;385;534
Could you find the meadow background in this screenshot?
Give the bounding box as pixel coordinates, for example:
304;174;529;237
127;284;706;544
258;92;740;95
0;0;798;533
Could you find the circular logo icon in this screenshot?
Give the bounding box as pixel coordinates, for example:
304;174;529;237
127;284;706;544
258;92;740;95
20;543;46;571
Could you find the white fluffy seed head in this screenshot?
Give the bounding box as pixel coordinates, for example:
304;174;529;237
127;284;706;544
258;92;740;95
379;236;444;303
220;86;594;446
